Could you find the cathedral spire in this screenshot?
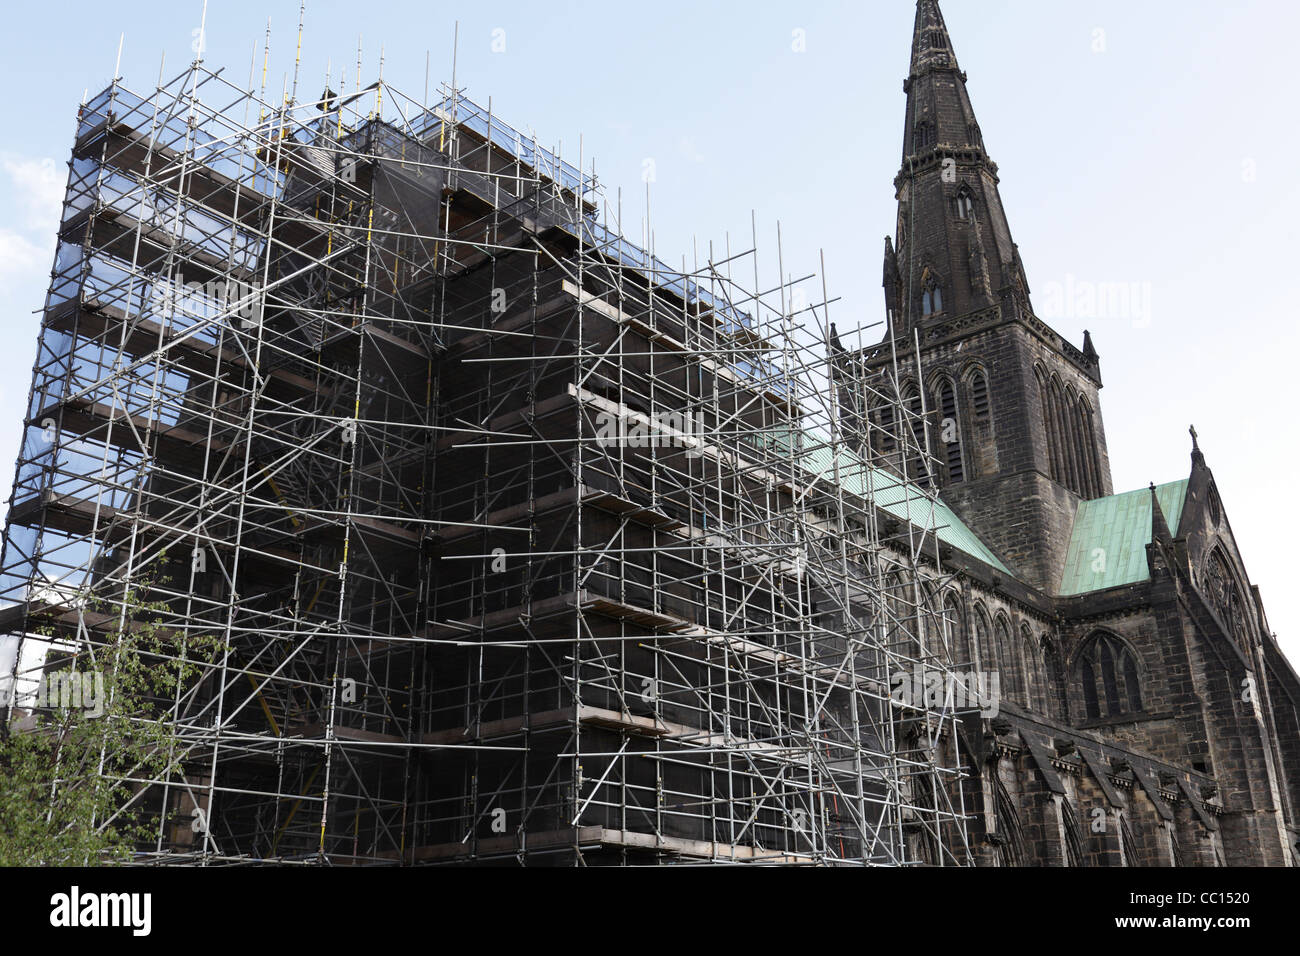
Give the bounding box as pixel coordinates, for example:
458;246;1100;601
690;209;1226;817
891;0;1022;336
833;0;1114;592
902;0;985;164
909;0;959;83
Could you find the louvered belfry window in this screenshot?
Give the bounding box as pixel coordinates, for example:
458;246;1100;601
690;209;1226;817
937;379;963;483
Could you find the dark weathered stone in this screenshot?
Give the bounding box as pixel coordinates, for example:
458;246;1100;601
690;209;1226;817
832;0;1300;867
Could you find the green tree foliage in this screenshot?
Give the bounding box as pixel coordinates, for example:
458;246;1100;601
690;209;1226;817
0;579;225;865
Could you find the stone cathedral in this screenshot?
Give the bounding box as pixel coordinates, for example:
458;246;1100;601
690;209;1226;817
832;0;1299;865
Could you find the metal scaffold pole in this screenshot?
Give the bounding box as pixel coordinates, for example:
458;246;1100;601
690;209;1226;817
0;22;977;865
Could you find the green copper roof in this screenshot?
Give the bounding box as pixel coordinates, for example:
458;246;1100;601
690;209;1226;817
795;432;1013;575
1058;479;1188;596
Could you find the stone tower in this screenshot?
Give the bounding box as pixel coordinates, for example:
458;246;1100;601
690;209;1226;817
834;0;1114;592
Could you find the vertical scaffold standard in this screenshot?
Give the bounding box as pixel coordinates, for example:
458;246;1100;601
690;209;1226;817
0;46;979;865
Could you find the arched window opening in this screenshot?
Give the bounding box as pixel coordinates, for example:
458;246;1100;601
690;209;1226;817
913;121;936;152
919;266;943;319
1042;636;1067;721
973;607;992;673
1038;370;1060;483
1061;387;1083;494
1206;548;1253;657
994;617;1020;706
1081;658;1100;720
1078;632;1143;720
924;287;940;315
886;572;917;662
1061;800;1087;868
870;400;899;459
1119;813;1139;868
943;593;969;668
994;775;1026;867
936;378;964;483
1207;551;1229;611
922;283;942;317
1074;400;1096;498
919;585;941;659
1020;625;1040;710
1049;377;1070;490
954;187;974;220
1082;407;1102;494
1123;652;1141;713
901;383;929;483
1099;639;1120;715
1230;589;1250;652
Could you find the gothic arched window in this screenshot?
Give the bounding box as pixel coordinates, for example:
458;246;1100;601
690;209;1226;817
994;616;1021;705
919;584;940;659
872;400;898;457
1061;799;1086;868
972;605;992;672
1207;550;1229;610
1099;639;1120;714
922;286;942;315
1206;548;1253;657
1062;386;1083;494
954;185;975;220
919;266;944;319
1049;376;1070;489
900;382;929;483
1078;400;1102;499
935;378;964;483
1073;398;1096;498
1037;367;1060;483
1076;632;1143;720
942;592;969;668
1041;636;1067;720
994;775;1026;867
913;121;936;152
1020;624;1041;710
1081;657;1100;720
1122;649;1141;713
886;572;918;661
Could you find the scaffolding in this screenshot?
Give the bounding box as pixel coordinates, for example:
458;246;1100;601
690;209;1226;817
0;39;981;865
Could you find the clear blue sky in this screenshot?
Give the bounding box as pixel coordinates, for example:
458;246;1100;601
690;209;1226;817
1;0;1297;656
